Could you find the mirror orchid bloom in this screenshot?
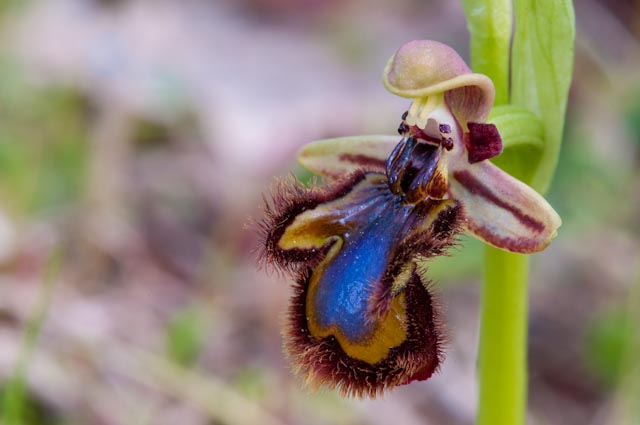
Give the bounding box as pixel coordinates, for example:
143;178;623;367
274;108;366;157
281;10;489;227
259;40;561;398
300;40;561;253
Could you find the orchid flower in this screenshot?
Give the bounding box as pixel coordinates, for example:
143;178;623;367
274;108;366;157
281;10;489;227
259;40;561;398
300;40;561;253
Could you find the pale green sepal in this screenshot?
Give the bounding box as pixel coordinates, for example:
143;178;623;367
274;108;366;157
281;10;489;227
449;161;561;254
297;135;398;179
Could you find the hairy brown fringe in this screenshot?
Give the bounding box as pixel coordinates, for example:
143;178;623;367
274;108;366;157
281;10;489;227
256;170;370;277
284;269;445;398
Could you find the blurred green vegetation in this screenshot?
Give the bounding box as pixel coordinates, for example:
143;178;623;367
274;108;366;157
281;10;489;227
0;57;89;217
0;383;60;425
584;307;635;387
624;91;640;151
548;115;630;232
165;307;207;367
1;249;61;425
0;0;24;20
234;368;269;401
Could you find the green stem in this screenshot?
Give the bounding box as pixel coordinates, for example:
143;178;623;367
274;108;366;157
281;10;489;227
477;248;529;425
462;1;530;424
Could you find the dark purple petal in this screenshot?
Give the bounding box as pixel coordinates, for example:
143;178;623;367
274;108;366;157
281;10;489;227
465;122;503;163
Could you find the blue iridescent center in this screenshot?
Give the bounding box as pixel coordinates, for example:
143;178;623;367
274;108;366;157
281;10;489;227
313;191;411;342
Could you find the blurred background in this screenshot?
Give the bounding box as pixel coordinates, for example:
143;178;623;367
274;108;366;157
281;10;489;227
0;0;638;424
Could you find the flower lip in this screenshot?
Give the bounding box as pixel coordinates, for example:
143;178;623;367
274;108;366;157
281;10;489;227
259;169;463;397
382;40;495;124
